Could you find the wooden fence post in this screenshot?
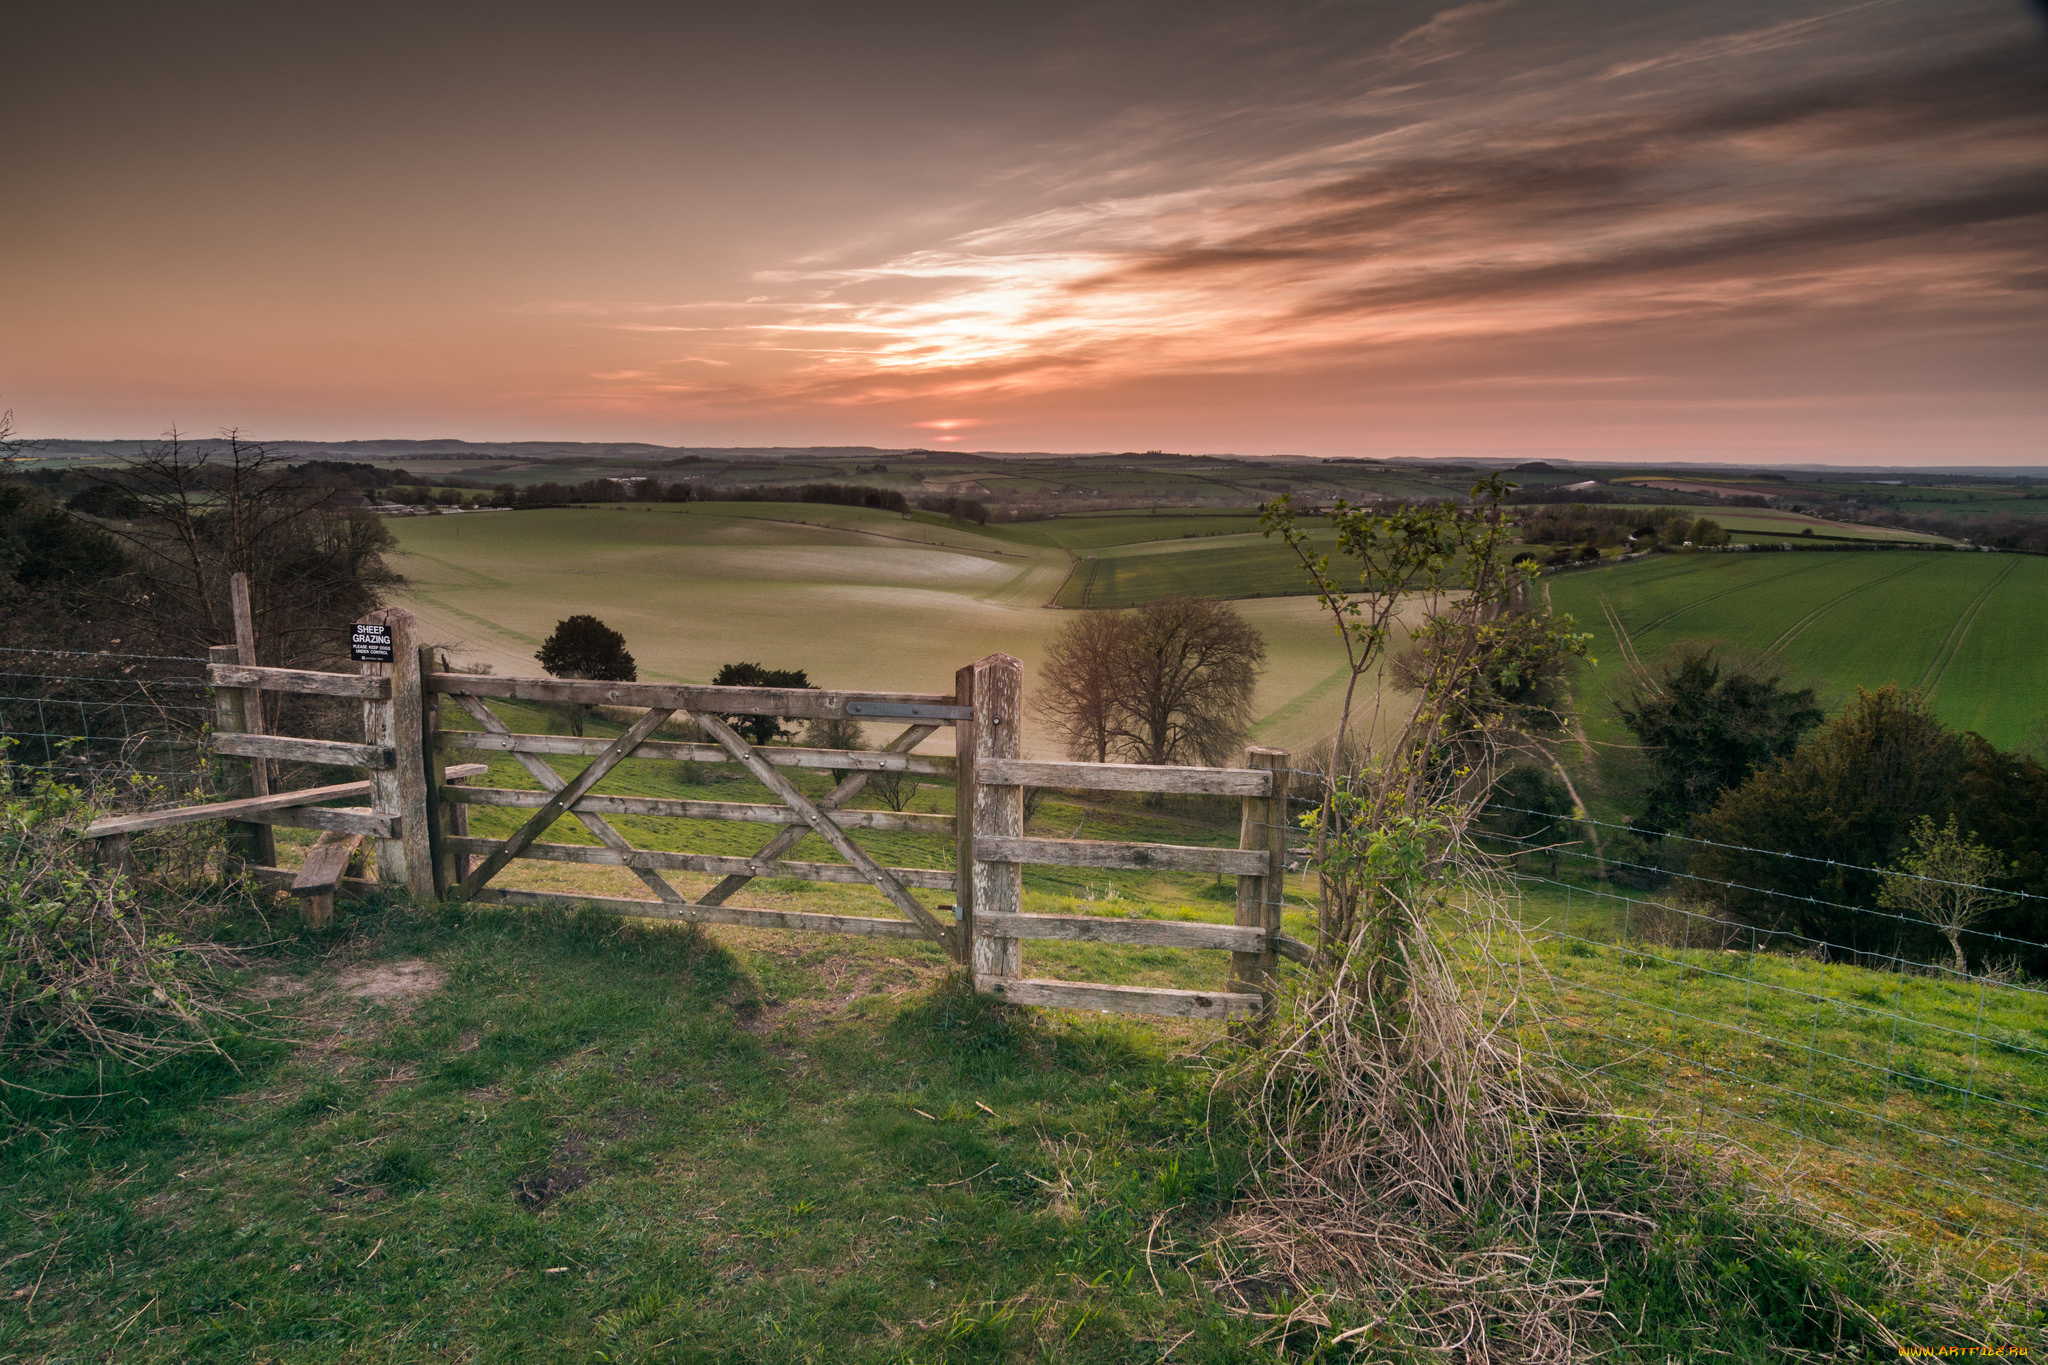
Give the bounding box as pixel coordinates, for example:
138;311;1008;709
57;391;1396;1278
360;608;434;897
952;662;976;967
966;653;1023;985
421;645;453;896
1232;747;1290;1010
208;643;273;867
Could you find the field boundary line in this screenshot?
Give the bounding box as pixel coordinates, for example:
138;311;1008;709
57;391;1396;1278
1916;556;2018;696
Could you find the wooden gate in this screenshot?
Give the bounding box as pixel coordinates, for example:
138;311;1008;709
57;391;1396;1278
84;610;1304;1018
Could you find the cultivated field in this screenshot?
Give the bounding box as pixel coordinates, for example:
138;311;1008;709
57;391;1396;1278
388;502;1378;759
1548;549;2048;752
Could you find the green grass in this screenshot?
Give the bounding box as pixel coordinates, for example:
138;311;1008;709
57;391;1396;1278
1547;549;2048;751
3;892;2030;1362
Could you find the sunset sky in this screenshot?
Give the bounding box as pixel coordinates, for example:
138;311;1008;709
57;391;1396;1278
6;1;2045;463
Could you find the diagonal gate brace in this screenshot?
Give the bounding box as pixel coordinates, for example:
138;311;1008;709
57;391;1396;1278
689;709;956;954
451;705;676;900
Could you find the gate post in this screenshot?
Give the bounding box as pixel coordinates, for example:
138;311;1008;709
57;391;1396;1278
360;608;434;897
208;643;272;868
960;653;1023;985
1232;748;1290;1009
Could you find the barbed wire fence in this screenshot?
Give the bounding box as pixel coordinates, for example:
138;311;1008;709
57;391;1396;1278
1252;771;2045;1277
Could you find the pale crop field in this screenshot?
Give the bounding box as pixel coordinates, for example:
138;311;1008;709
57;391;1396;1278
388;502;1379;758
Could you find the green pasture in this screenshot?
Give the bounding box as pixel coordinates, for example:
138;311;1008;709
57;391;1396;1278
1547;550;2048;752
387;504;1371;758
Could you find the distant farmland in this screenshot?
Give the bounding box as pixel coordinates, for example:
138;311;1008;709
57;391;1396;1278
1548;549;2048;752
386;502;1371;758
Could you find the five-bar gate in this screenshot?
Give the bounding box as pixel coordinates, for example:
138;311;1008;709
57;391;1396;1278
85;608;1300;1019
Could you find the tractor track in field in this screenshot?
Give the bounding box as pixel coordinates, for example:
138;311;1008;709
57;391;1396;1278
1632;554;1832;637
1762;558;1927;657
1917;557;2020;698
1599;595;1655;687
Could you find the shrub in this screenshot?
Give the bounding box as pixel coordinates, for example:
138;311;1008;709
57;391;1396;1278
1;771;246;1078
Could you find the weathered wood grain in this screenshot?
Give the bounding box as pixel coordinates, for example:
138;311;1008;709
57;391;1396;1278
80;768;481;839
476;887;934;940
426;673;959;720
268;806;395;838
975;834;1267;876
976;757;1270;797
974;911;1265;953
980;977;1262;1020
1233;747;1290;1004
952;661;976;968
441;835;957;890
443;785;955;834
438;729;953;775
966;654;1023;982
209;643;275;867
228;573;277;834
213;732;396;770
205;663;390;699
292;831;363;928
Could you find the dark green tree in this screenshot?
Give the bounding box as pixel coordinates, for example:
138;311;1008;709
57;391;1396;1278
1614;644;1822;841
536;616;637;737
1691;685;1966;951
535;615;637;682
711;662;811;745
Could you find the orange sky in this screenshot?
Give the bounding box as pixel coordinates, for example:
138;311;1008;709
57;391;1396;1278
5;1;2045;463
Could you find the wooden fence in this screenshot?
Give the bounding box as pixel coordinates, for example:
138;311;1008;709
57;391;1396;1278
84;603;1301;1019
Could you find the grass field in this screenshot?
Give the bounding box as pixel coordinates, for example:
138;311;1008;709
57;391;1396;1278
388;503;1377;760
1547;549;2048;752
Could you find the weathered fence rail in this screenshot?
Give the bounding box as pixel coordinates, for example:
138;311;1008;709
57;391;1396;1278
79;611;1303;1018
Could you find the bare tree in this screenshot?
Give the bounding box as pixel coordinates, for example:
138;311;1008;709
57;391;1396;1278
1105;596;1266;767
1878;815;2014;974
1036;598;1267;771
1034;609;1126;763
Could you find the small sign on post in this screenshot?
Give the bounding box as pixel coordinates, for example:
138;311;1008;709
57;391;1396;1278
350;623;394;663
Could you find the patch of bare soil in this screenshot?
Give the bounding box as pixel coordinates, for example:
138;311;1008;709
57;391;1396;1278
333;959;445;1006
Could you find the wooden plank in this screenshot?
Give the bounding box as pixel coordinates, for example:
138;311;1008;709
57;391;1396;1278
450;704;676;900
695;723;941;908
1233;747;1289;1003
214;732;395;770
228;573;277;850
382;613;435;897
976;834;1268;876
269;806;396;838
476;887;934;940
975;911;1266;953
977;757;1270;797
451;692;688;906
442;835;957;890
292;831;363;894
1274;934;1313;964
438;729;953;775
87;778;370;837
248;864;381;904
967;654;1023;983
952;661;977;968
980;977;1262;1020
205;663;389;699
78;764;484;839
688;709;956;950
210;643;274;867
443;785;954;834
426;672;960;720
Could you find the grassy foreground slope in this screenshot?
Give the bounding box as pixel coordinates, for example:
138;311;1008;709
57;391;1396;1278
1547;550;2048;751
388;503;1368;757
